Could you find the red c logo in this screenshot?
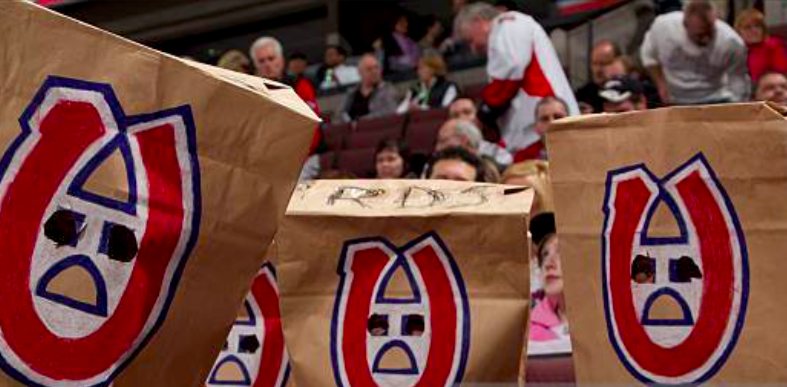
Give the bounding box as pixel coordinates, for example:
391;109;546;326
602;153;748;385
330;232;470;387
0;77;201;387
207;263;289;387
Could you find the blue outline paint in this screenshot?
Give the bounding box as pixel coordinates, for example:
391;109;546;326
233;300;257;327
35;255;108;317
67;135;138;216
207;355;252;386
0;76;202;387
330;231;471;387
375;257;422;305
601;152;750;385
641;288;694;326
371;340;420;375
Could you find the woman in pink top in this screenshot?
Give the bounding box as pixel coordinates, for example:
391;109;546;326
529;232;570;343
735;9;787;83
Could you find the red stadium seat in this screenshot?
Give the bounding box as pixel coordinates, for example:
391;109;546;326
345;127;402;149
405;120;441;155
464;84;486;102
525;354;576;384
336;147;377;178
322;122;353;151
356;113;407;133
408;108;448;124
319;151;338;170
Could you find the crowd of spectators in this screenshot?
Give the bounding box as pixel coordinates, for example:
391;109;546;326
204;0;787;354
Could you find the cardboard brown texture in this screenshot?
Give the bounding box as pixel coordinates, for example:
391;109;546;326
0;2;317;387
546;103;787;385
205;262;290;387
277;180;532;387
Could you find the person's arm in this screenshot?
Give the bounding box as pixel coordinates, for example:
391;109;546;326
640;25;670;104
726;40;751;102
479;16;531;131
772;38;787;74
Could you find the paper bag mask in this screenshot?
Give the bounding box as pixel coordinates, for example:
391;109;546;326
205;263;290;387
0;2;317;387
276;180;532;387
547;103;787;385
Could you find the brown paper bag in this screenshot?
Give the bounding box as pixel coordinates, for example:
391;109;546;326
547;103;787;385
0;2;317;387
205;262;290;387
277;180;532;386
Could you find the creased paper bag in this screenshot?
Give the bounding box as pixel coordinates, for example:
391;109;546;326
277;180;532;386
547;103;787;385
0;2;317;387
204;262;290;387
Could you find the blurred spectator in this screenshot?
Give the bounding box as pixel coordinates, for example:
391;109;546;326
426;146;484;182
514;97;568;163
448;97;478;122
601;54;631;80
376;14;421;74
449;97;503;144
419;16;446;55
250;36;320;113
576;40;622;113
375;139;412;179
641;0;749;104
735;9;787;83
287;52;309;78
528;219;571;354
316;45;360;90
435;119;506;182
335;54;399;123
599;76;648;113
216;49;252;74
603;56;663;109
397;54;459;113
456;3;579;153
753;71;787;106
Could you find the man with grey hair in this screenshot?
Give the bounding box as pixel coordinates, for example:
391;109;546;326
335;54;399;122
434;118;509;182
454;2;578;155
641;0;749;104
249;35;319;113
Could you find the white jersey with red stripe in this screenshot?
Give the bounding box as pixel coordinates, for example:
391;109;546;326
483;11;579;151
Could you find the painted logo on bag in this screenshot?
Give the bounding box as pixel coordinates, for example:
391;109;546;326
602;153;748;385
0;76;201;387
207;263;289;387
331;232;470;387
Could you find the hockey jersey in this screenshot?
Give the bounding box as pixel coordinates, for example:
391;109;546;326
482;11;579;151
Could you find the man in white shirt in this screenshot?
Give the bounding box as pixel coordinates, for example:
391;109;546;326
641;0;750;105
455;2;579;153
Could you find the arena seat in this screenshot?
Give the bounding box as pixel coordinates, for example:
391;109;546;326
322;122;353;151
346;127;402;149
407;107;448;124
525;354;576;385
356;113;407;133
319;151;338;170
336;147;376;178
404;120;441;155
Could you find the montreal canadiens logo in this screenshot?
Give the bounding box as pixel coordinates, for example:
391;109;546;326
0;76;201;387
206;263;289;387
602;153;748;385
331;232;470;387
